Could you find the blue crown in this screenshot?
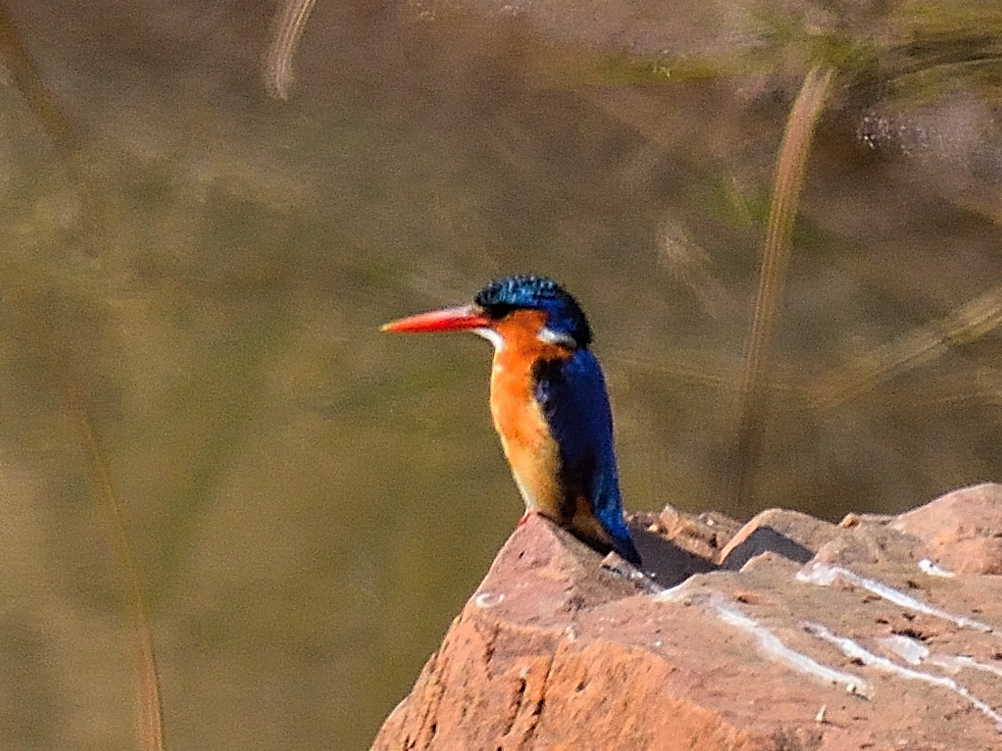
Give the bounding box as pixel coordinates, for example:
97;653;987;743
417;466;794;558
474;275;592;347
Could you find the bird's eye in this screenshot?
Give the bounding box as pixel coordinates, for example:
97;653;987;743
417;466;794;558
484;303;514;320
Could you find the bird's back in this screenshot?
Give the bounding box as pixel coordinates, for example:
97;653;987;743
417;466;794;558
534;350;640;564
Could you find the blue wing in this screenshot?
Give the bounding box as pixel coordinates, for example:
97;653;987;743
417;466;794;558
534;350;641;565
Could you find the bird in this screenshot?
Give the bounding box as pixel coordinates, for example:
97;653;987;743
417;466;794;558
382;275;642;566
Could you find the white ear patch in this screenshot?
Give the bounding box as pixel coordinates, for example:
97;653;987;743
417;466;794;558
474;327;505;351
537;326;576;348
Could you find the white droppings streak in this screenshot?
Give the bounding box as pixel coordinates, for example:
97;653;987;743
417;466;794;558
656;585;870;696
712;597;871;697
882;634;1002;680
474;592;504;608
918;558;955;577
937;654;1002;680
797;561;994;633
806;622;1002;732
879;634;929;665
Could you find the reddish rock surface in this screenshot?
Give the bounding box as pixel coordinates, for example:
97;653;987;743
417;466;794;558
370;484;1002;750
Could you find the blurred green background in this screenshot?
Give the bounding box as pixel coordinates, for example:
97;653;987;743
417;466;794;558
0;0;1001;749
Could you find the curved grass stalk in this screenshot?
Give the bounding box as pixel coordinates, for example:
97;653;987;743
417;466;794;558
734;66;834;505
814;285;1002;411
18;282;165;751
264;0;318;99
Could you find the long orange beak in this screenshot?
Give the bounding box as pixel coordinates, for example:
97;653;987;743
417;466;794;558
381;304;491;333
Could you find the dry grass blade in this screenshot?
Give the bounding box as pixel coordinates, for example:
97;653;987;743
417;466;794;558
264;0;319;99
0;3;78;158
813;285;1002;411
0;3;111;251
15;281;165;751
734;66;834;505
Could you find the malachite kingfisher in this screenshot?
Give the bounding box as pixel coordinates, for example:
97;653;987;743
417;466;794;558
382;275;642;566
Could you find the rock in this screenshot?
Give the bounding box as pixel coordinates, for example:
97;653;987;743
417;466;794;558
890;483;1002;575
370;486;1002;751
655;505;743;564
718;508;838;570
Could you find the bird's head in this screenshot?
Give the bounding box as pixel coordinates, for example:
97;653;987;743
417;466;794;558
382;275;592;351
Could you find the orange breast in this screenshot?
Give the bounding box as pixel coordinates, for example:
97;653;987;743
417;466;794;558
487;311;569;520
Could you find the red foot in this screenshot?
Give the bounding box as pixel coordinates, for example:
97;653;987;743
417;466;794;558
516;511;537;527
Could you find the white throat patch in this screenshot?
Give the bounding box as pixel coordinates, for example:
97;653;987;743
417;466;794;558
474;327;504;351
